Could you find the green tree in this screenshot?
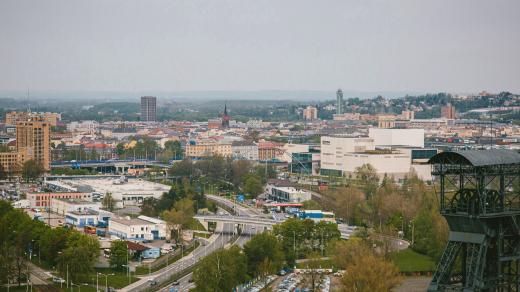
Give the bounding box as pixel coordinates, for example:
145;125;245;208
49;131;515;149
243;233;284;277
39;227;70;265
57;232;100;282
412;196;448;260
116;143;125;157
243;174;263;197
231;160;253;187
332;239;401;291
355;163;379;198
169;158;194;177
273;218;340;265
21;159;44;182
161;198;195;242
302;200;321;210
109;240;128;270
164;140;183;159
102;192;116;211
340;251;401;291
0;242;16;286
140;198;159;217
193;246;248;292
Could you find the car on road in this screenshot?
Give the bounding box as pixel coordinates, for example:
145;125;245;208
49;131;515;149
172;280;180;285
52;277;66;283
148;279;157;286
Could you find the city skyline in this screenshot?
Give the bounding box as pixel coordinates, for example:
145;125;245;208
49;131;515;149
1;0;519;95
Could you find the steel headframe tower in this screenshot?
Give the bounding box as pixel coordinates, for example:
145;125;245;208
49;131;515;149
428;150;520;291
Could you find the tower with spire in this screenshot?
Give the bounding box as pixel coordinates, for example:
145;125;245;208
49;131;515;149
221;103;230;128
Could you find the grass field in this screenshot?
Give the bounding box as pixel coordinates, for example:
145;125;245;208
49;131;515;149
390;248;436;273
187;218;206;231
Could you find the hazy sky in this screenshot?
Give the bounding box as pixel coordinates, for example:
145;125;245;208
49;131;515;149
1;0;519;94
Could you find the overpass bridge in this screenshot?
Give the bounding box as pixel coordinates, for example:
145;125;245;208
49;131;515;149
50;159;172;171
193;214;357;239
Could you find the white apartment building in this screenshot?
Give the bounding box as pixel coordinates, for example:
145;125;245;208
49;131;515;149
109;217;158;241
246;119;264;129
320;136;376;176
67;120;99;133
231;141;259;160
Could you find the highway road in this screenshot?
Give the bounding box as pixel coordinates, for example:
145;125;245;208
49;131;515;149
122;198;256;292
121;230;232;292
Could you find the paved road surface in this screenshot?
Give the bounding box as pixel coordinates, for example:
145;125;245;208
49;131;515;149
121;202;245;292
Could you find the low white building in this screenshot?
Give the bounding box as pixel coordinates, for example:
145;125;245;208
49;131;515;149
137;215;169;239
65;209;99;227
267;186;312;203
50;198;99;216
46;178;170;208
231;141;259;161
109;216;168;241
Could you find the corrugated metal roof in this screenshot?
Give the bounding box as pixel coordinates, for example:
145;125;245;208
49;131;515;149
429;149;520;166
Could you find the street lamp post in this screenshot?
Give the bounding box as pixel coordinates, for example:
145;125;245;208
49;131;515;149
70;282;78;292
97;272;114;292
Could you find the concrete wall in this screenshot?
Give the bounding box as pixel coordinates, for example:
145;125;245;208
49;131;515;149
368;128;424;148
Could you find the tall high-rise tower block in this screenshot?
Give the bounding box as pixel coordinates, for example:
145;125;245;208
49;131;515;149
141;96;157;122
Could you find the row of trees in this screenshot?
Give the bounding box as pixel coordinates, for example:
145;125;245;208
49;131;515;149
320;164;448;261
0;201;100;286
193;222;401;291
115;138;183;163
169;156;276;197
0;159;44;182
193;219;340;291
272;218;341;265
193;233;284;291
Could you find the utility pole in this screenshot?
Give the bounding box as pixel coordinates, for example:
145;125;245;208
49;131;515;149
293;231;296;256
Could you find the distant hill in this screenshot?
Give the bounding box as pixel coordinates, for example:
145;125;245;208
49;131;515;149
0;89;424;102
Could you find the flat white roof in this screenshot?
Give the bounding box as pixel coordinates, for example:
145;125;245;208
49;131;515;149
50;178;170;200
137;215;166;225
111;217;155;226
